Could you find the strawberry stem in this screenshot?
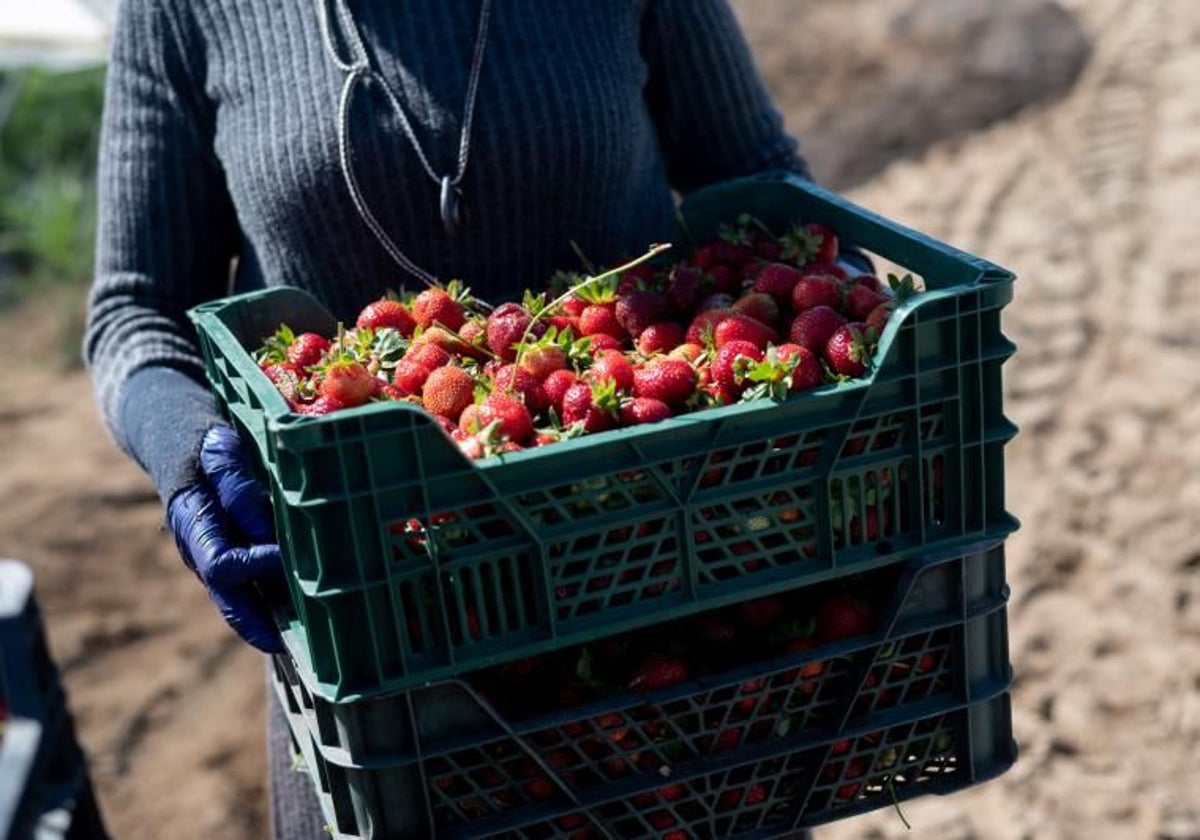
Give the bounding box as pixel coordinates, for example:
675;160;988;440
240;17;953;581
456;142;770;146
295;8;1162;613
886;778;911;829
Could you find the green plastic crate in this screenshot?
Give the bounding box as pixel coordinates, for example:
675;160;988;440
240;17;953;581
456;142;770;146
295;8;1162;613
190;172;1018;702
274;539;1015;838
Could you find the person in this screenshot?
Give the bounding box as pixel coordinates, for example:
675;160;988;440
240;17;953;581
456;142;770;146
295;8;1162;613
86;1;845;835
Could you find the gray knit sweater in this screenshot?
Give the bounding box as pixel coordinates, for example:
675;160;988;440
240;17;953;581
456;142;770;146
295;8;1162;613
85;0;812;504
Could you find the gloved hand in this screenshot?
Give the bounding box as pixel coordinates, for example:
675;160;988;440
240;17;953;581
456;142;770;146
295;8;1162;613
167;423;285;653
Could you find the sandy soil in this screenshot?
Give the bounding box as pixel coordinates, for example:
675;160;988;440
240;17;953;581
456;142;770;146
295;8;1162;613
3;0;1199;837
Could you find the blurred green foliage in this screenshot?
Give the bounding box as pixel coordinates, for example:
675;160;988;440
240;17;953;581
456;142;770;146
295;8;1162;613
0;64;105;306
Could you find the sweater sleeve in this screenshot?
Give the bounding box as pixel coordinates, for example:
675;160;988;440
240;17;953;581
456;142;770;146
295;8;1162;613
84;0;239;503
640;0;812;193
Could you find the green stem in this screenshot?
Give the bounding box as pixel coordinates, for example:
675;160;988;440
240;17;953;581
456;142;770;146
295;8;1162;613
886;778;911;830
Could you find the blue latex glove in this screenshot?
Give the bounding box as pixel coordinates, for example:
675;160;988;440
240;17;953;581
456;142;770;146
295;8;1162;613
167;424;285;653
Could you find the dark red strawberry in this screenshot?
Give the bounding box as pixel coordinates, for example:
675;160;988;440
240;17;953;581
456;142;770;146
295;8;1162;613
586;349;635;392
287;332;330;369
620;397;671;426
732;292;781;327
486;303;539;361
543;369;579;414
789;306;847;352
636;321;686;356
615;290;667;337
825;323;874;376
423;366;475;422
752;262;803;303
392;358;432;395
817;595;873;641
665;265;703;314
357;298;417;336
493;364;549;416
627;657;689;691
844;280;888;320
633;358;697;406
478;393;534;444
864;301;894;334
561;381;620;433
791;274;842;312
713;314;778;350
708;263;741;295
579;303;627;342
711;340;763;397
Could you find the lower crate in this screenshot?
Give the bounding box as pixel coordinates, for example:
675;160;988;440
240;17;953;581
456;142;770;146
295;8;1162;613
276;538;1015;838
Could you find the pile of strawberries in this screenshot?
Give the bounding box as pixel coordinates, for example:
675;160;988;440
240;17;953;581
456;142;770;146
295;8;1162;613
255;215;915;458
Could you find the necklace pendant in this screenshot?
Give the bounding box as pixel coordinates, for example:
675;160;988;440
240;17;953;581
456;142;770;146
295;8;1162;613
440;176;464;237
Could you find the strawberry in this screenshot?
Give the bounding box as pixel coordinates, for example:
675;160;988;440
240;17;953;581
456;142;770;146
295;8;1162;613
356;297;417;337
423;366;476;422
817;595;873;641
791;274;842;312
635;321;685;356
587;333;623;354
518;344;567;381
781;222;838;264
493;364;549;416
456;433;485;459
561;381;620;433
627;657;689;691
775;343;823;392
459;317;486;346
668;342;705;363
458;402;482;434
406;343;451;371
561;295;588;317
620;397;671;425
319;359;377;407
479;393;534;444
788;306;847;352
297;394;346;415
615;290;667;337
633;358;696;406
412;283;468;332
579;303;626;342
686;308;733;346
732;292;781;327
586;349;635;392
736;596;783;629
711;340;763;397
803;260;849;281
524;777;557;802
392;358;433;395
543;369;579;414
708;263;741;294
486;303;539;361
864;302;894;334
713;314;778;350
665;265;703;314
287;332;331;369
412;325;475;358
824;323;874;376
753;262;801;304
844;281;888;320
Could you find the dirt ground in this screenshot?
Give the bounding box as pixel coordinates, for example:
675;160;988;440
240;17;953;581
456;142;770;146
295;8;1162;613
2;0;1199;838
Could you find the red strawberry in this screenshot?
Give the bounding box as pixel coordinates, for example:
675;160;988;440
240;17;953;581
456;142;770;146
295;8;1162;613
459;318;486;346
412;287;466;332
406;342;451;371
686;308;733;346
579;303;627;342
379;383;408;402
627;657;689;691
844;281;888;320
825;323;874;376
791;274;842;312
711;340;763;397
356;298;417;336
458;403;481;434
620;397;671;425
805;260;849;281
668;342;705;363
423;366;476;422
665;265;703;314
782;223;838;264
319;360;376;406
864;302;894;334
518;345;566;381
775;343;823;392
636;321;685;356
788;306;847;352
587;333;623;354
561;381;620;433
633;358;696;406
392;358;433;395
562;295;588;317
297;394;346;415
708;263;741;294
615;290;667;337
486;303;539;361
543;369;579;413
748;264;806;303
287;332;330;369
817;595;873;641
713;314;778;350
732;292;781;327
479;393;534;444
493;364;549;416
586;349;635;392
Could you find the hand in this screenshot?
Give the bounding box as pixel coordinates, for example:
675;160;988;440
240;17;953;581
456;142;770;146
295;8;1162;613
167;424;285;653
